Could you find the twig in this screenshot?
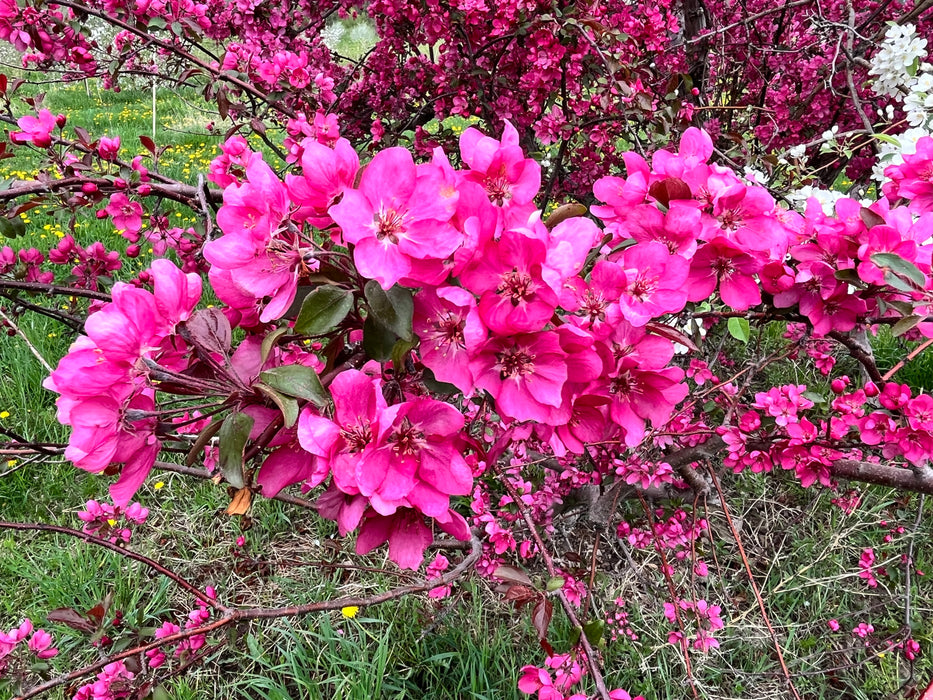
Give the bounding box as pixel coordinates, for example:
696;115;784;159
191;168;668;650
0;521;229;612
0;306;53;372
905;495;925;630
828;330;884;384
706;467;803;700
882;337;933;382
11;535;481;700
496;466;612;700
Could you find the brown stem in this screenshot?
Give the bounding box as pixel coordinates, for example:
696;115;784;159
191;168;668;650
0;521;229;612
706;467;803;700
830;459;933;495
496;467;612;700
12;535;481;700
0;278;111;302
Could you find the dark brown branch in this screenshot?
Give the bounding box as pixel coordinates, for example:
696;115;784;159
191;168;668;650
0;521;229;612
13;536;481;700
828;330;884;384
830;460;933;495
0;278;111;301
0;177;221;206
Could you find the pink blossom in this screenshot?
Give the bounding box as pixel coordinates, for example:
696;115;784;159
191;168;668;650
329;147;461;289
10;108;57;147
105;193;143;233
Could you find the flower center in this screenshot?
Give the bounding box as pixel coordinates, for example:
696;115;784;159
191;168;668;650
340;422;372;451
497;268;535;306
373;208;406;244
496;346;536;379
390;418;426;456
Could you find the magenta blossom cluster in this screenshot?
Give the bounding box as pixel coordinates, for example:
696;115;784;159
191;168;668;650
76;500;149;543
43;259;202;506
41;120;933;580
71;660;134;700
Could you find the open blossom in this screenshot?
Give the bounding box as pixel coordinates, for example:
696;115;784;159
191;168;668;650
471;331;569;424
105;193;143;233
329;147;461;289
9;108;59;147
461;229;558;334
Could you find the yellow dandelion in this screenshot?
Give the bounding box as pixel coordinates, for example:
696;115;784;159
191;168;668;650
154;481;165;490
0;411;9;419
6;459;16;468
341;606;359;619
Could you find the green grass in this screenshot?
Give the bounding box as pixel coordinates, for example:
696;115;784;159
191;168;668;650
1;82;933;699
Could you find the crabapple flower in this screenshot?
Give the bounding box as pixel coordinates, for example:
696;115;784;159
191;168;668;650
471;331;569;424
105;193;143;233
9;108;58;147
460;119;540;213
461;229;558;334
329;147;461;289
97;135;120;160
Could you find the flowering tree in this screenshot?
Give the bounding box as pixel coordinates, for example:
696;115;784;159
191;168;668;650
1;1;933;699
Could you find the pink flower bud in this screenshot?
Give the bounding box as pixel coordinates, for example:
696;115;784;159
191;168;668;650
82;182;98;194
125;245;141;258
55;114;67;129
137;184;152;195
864;382;879;397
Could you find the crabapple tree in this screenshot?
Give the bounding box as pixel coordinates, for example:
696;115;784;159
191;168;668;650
0;1;932;699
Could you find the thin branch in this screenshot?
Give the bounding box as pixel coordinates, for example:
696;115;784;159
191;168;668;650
0;521;229;613
828;330;884;383
0;279;111;302
12;535;481;700
707;466;803;700
0;306;53;372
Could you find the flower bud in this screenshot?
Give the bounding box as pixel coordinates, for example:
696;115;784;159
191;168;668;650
864;381;879;397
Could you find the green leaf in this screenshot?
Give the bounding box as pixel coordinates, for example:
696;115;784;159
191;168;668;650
0;215;25;238
149;686;173;700
582;619;605;646
727;317;750;344
255;383;300;428
892;315;925;337
834;268;861;284
364;281;414;341
260;365;329;407
294;285;354;336
363;315;397;362
872;252;926;289
218;412;253;490
545;576;565;592
260;327;288;364
391;337;417;371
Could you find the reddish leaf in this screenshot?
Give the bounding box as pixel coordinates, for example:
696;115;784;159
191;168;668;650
493;564;533;586
139;135;156;155
648;177;691;207
86;602;107;623
47;608;95;632
645;321;700;353
531;598;553;642
859;207;885;230
184;307;232;356
503;585;538;606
